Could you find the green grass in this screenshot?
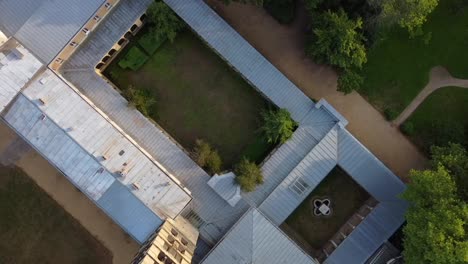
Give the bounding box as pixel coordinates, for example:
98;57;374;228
360;0;468;116
118;46;149;71
0;166;111;264
283;166;370;249
403;87;468;153
106;30;274;169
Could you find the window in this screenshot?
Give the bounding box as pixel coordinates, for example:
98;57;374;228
290;176;310;196
82;28;90;35
55;58;64;64
104;2;112;9
70;41;78;47
93;15;101;22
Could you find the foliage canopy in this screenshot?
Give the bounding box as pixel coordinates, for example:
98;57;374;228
235;158;263;192
261;109;297;144
307;9;367;72
192;139;222;175
402;166;468;264
147;1;184;42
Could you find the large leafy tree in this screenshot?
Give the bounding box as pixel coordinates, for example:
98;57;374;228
261;109;297;144
306;9;367;70
235;158;264;192
431;143;468;201
147;1;184;42
402;167;468;264
375;0;439;36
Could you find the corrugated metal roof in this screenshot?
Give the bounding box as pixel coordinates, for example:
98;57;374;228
97;181;163;244
3;94;116;201
62;0;153;70
259;125;339;225
201;208;318;264
19;69;192;219
0;43;43;113
0;0;104;63
163;0;314;122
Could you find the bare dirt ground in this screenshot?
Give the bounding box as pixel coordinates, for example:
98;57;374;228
394;66;468;126
205;0;428;180
0;121;139;264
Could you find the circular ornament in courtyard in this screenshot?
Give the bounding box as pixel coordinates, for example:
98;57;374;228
311;197;333;217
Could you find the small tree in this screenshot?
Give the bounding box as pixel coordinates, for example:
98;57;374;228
401;167;468;264
235;158;263;192
125;85;155;116
147;1;184;42
306;9;367;70
261;109;297;144
192;139;222;174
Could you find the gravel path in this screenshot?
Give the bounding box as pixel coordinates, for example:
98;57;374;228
205;0;427;180
394;66;468;126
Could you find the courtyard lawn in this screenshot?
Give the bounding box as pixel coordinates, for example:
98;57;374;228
283;166;370;249
0;166;111;264
402;87;468;153
359;0;468;117
106;30;274;169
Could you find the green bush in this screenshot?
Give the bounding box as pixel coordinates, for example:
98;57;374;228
124;85;156;116
191;139;223;174
384;108;399;120
401;122;415;135
138;32;167;55
264;0;296;24
118;46;149;71
261;108;297;144
235;158;263;192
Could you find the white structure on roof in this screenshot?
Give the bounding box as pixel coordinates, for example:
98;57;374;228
0;30;7;46
208;172;242;207
0;39;42;112
202;208;318;264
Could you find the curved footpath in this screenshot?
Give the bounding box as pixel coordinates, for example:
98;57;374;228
206;0;427;180
394;66;468;126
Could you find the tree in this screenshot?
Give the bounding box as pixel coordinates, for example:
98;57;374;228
306;9;367;70
235;158;264;192
375;0;439;36
191;139;223;174
125;85;155;116
147;1;184;42
337;69;363;94
431;143;468;201
261;109;297;144
402;167;468;264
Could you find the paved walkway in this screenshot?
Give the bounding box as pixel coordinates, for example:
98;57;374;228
205;0;427;180
394;66;468;126
0;122;139;264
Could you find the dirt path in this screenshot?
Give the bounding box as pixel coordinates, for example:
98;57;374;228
205;0;427;180
394;66;468;126
0;122;139;264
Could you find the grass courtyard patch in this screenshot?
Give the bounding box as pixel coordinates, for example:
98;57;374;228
0;166;111;264
402;87;468;153
283;166;370;250
359;0;468;117
106;30;274;169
